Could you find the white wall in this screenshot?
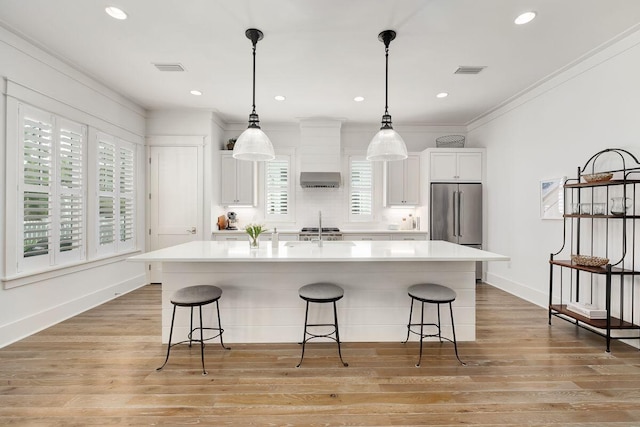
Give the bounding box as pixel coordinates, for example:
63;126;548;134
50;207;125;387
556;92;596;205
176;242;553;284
468;29;640;307
0;26;147;347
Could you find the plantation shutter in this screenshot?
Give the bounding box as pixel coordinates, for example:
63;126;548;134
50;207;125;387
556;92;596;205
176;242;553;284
97;134;117;252
22;109;54;265
265;158;289;217
57;119;85;261
118;144;135;249
350;158;373;220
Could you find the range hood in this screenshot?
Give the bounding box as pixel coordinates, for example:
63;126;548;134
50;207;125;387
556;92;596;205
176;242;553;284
298;120;342;188
300;172;341;188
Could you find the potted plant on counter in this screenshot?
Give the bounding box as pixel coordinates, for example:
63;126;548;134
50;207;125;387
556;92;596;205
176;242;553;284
245;224;267;249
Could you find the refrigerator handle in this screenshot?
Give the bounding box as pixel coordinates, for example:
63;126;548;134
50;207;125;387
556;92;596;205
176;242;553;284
453;191;459;236
458;191;463;237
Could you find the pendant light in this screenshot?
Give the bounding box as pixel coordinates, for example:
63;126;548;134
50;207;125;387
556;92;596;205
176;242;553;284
366;30;408;162
233;28;275;161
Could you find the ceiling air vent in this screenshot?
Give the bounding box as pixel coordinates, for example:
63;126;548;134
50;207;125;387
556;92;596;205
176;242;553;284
454;66;486;75
153;63;185;72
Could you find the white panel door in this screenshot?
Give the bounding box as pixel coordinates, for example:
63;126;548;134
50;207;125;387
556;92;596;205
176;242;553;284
149;145;202;282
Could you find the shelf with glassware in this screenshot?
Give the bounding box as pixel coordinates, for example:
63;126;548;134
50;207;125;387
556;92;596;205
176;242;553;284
548;148;640;352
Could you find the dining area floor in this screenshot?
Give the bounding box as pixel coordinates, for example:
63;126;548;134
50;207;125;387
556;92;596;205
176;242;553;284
0;282;639;426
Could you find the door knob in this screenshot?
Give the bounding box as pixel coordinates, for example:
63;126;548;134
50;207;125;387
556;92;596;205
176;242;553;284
187;227;196;234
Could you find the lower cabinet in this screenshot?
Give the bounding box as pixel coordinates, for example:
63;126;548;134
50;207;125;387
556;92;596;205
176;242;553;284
391;234;427;241
213;232;299;242
260;233;299;241
342;233;427;241
343;234;392;241
213;234;247;242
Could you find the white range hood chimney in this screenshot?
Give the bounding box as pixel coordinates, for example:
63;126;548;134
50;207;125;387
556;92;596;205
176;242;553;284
299;120;342;188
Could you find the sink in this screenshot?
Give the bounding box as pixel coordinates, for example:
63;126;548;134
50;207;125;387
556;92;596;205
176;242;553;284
284;241;356;247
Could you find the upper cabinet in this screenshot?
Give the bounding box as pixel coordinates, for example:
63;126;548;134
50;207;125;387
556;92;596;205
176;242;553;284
220;152;256;206
385;154;420;206
429;149;483;182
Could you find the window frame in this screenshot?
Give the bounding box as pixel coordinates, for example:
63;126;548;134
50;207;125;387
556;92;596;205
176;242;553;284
348;155;374;222
95;131;137;256
264;153;295;222
4;98;139;282
17;104;88;273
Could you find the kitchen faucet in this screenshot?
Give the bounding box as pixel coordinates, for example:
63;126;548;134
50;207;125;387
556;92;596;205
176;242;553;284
318;210;323;247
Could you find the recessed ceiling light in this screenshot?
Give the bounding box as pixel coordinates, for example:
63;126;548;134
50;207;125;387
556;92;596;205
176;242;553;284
274;95;286;101
514;11;536;25
190;90;202;96
436;92;449;98
354;96;365;102
105;6;127;20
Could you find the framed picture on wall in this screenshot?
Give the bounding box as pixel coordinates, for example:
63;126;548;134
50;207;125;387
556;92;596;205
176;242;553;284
540;177;566;219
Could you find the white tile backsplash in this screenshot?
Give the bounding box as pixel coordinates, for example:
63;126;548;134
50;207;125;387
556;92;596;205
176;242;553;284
296;187;345;227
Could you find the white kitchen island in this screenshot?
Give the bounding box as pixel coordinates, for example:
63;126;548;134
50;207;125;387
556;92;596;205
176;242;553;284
128;240;508;344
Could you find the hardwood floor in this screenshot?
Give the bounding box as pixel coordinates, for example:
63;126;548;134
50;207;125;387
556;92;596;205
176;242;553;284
1;283;639;426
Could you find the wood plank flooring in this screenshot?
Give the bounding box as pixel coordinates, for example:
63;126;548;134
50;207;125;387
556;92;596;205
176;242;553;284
1;283;639;426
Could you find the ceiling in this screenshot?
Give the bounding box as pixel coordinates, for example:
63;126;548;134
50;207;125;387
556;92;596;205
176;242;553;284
2;0;640;127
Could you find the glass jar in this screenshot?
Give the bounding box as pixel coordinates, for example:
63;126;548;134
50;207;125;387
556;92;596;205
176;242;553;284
592;203;606;215
580;203;591;215
610;197;631;215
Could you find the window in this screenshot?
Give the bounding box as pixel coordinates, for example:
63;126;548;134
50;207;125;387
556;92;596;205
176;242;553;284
265;154;293;221
5;100;137;274
19;105;86;271
6;97;140;281
349;157;373;221
96;132;136;255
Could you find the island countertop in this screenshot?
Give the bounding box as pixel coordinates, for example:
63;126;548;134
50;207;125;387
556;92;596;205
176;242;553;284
128;240;509;263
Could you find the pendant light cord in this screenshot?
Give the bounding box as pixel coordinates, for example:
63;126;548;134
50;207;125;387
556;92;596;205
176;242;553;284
251;43;257;115
384;45;389;116
245;28;263;128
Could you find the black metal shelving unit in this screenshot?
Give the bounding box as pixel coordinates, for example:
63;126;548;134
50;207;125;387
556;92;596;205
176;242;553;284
548;148;640;352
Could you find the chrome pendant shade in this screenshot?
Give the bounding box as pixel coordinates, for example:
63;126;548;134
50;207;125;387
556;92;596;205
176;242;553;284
366;30;408;162
233;28;275;161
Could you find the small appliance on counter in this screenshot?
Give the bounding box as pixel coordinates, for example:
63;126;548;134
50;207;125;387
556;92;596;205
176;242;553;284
226;212;238;230
217;215;228;230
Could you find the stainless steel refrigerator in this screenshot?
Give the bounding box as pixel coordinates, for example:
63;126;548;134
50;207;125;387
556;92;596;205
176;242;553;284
430;183;483;279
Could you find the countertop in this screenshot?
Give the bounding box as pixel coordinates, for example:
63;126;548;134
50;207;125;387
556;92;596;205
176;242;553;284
211;229;428;234
128;240;508;263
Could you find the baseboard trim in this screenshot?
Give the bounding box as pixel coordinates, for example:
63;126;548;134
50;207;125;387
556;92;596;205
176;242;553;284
0;274;146;348
485;272;547;308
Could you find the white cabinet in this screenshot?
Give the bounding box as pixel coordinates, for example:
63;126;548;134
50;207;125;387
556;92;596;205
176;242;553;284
220;152;256;206
391;234;427;241
430;150;482;182
385;154;420;206
214;232;298;242
343;233;392;241
261;233;299;241
342;233;427;241
213;233;247;242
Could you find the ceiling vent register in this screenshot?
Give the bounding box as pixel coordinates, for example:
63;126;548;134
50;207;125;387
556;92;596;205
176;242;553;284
454;66;486;75
153;63;186;72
